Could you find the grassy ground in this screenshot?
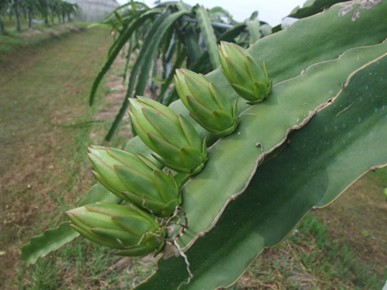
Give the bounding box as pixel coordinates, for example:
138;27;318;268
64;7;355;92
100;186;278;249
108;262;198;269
0;24;118;289
0;20;87;55
0;23;386;290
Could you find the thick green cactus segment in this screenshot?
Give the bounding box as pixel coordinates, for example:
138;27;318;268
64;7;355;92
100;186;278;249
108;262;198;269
21;223;79;266
250;0;387;85
174;68;239;136
88;146;180;217
67;202;166;256
177;40;387;250
129;97;208;174
136;48;387;290
287;0;346;20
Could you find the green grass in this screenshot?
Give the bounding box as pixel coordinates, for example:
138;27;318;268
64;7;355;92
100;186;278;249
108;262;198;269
373;166;387;202
230;213;383;289
373;166;387;184
0;22;143;290
19;240;157;289
0;31;24;53
0;24;127;289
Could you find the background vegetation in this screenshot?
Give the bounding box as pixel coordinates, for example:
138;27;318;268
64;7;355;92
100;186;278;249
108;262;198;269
0;0;78;34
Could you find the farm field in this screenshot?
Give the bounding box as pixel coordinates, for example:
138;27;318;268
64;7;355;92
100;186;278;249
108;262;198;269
0;24;386;289
0;25;115;289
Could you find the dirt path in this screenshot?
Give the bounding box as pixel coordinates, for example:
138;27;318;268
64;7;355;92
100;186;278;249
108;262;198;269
0;27;113;288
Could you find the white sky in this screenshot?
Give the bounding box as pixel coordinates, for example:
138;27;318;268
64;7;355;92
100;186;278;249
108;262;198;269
115;0;307;25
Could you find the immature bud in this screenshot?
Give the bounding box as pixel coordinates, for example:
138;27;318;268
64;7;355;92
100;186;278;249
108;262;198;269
129;97;208;175
174;68;239;136
218;41;272;104
88;146;180;217
67;202;166;256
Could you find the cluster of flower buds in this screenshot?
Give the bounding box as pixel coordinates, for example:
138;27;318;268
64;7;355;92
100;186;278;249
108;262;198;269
218;41;272;104
129;97;208;175
88;146;180;217
174;68;239;136
67;203;166;256
68;41;273;258
69;96;209;256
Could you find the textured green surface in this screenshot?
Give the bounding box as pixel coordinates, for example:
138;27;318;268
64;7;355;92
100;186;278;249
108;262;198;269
178;41;387;249
117;1;387;251
137;49;387;290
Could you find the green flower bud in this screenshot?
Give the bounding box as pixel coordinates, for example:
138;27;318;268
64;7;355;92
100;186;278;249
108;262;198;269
88;146;180;217
129;97;208;175
174;68;239;136
218;41;272;104
67;202;166;256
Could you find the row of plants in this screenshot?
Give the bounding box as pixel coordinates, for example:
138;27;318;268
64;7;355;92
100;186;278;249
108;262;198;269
0;0;79;34
22;0;387;289
89;1;273;141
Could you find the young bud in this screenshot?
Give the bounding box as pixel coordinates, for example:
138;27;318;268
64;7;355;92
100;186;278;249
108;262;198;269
129;97;208;175
67;202;166;256
218;41;272;104
174;68;239;136
88;146;180;217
